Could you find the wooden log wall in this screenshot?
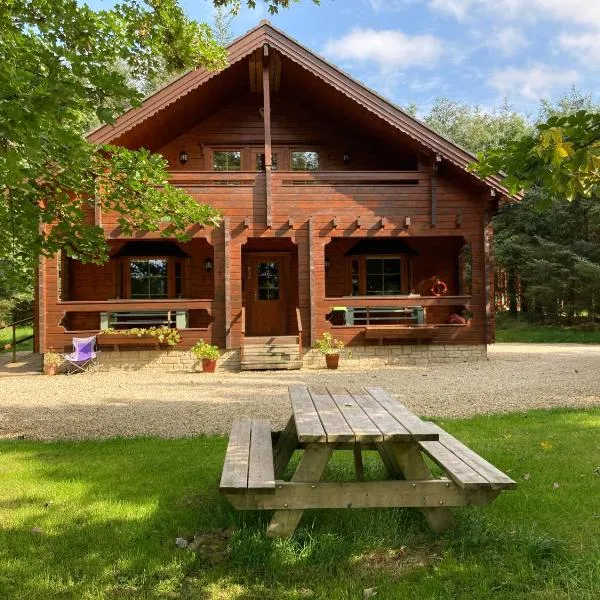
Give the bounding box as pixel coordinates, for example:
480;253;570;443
38;83;494;352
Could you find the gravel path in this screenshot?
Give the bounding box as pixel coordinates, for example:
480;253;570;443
1;344;599;441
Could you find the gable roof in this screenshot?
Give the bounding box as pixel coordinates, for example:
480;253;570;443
88;21;510;197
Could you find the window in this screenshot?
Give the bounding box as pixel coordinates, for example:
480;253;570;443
365;258;402;296
256;153;278;171
291;151;319;171
213;150;241;171
257;262;280;300
130;259;168;299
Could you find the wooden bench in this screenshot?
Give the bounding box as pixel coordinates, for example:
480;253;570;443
418;423;516;491
220;419;275;492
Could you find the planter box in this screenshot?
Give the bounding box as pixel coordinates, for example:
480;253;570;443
97;333;165;350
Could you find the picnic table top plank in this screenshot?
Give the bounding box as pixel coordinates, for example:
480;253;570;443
308;385;355;442
365;387;439;441
247;419;276;489
346;386;412;441
327;386;384;442
220;419;251;490
289;385;327;443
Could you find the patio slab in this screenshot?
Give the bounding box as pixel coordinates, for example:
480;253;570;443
0;352;42;377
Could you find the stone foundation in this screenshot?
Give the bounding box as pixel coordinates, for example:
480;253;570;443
97;349;241;373
96;344;487;372
302;344;487;369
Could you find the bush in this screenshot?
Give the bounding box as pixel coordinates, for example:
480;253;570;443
0;294;34;327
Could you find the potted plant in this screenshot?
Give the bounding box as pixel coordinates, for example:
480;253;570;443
314;332;345;369
43;351;62;376
191;340;220;373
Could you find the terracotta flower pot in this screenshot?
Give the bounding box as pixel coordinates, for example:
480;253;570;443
325;353;339;369
202;358;217;373
44;364;59;376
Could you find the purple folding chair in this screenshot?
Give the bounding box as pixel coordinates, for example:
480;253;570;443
63;336;99;374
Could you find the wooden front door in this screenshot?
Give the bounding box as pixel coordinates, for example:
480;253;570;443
245;254;289;336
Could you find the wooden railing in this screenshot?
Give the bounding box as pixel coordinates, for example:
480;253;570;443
168;171;260;186
57;298;213;312
275;171;424;186
240;306;246;362
167;170;426;188
1;315;34;363
296;307;303;357
325;296;472;308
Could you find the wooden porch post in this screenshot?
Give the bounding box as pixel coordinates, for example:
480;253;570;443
308;217;316;346
223;217;232;349
262;43;272;229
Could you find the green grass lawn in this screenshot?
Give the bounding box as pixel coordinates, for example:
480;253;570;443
0;324;34;353
496;313;600;344
2;409;599;599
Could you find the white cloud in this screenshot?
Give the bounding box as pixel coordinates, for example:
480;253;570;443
489;64;580;101
366;0;415;12
559;32;600;65
428;0;600;27
532;0;600;28
324;28;445;69
486;27;529;56
428;0;521;21
409;76;444;92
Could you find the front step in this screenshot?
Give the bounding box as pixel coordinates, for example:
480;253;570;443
241;336;302;371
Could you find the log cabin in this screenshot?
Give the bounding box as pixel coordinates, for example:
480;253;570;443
36;21;510;371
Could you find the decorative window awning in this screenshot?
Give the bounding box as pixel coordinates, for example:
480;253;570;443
345;239;418;256
111;241;190;259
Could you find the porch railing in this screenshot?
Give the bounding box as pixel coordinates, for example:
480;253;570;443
324;296;472;308
1;315;34;362
296;307;303;357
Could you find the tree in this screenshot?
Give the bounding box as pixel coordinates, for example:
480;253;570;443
424;97;531;155
421;92;600;323
473;89;600;199
0;0;314;296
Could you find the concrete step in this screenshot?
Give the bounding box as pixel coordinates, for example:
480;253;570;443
244;335;299;345
241;360;303;371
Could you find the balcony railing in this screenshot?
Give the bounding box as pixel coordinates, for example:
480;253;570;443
166;170;426;188
275;170;424;186
57;298;213;312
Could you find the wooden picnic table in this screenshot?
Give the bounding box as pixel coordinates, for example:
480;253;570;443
220;385;516;538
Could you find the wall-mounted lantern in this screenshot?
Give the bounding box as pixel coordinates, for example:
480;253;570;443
204;258;213;272
179;150;188;165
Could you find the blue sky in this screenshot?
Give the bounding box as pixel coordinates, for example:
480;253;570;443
91;0;600;117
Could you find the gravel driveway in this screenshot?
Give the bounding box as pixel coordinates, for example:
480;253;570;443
1;344;599;441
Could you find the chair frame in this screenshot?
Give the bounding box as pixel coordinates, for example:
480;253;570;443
62;336;100;375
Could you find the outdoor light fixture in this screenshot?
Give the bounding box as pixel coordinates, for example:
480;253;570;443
204;258;213;271
179;150;188;164
343;152;351;165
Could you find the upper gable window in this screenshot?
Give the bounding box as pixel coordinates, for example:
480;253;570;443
291;151;319;171
213;151;242;171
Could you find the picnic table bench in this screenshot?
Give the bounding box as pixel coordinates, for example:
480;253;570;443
220;385;516;538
